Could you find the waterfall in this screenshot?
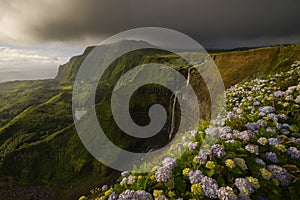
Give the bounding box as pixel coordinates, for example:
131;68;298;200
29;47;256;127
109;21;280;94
169;91;178;140
169;67;191;140
186;67;191;86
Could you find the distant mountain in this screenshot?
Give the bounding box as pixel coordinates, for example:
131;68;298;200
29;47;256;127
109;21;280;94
0;41;300;199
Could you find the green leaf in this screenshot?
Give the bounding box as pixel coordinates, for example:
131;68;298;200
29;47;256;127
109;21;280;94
174;177;186;193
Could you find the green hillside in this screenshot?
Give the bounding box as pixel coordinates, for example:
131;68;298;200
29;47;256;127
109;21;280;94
0;42;300;199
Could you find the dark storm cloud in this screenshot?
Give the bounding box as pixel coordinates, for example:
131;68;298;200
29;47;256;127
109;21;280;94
2;0;300;48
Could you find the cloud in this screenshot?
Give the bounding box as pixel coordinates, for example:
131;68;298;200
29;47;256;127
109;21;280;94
0;46;65;65
0;0;300;48
0;46;69;82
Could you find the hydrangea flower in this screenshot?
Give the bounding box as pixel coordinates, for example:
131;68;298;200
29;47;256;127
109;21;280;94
217;186;237;200
257;119;268;127
259;168;272;180
108;192;118;200
234;130;255;142
153;190;163;198
205;161;216;169
295;95;300;104
287;146;300;159
162;157;177;168
191;183;202;195
234;158;248;171
212;144;226;158
253;101;260;106
182;168;191;176
245;123;260;132
273;91;285;97
155;166;173;183
118;190;153;200
259;106;275;114
267;165;291;186
127;175;136;184
188;170;204;184
225;159;236;169
120;177;128;186
188;142;198;151
235;178;255;196
257;137;268;145
265;152;279;163
121;171;129;177
201;176;219;198
268;138;281;146
101;185;108;192
246;176;260;189
196;148;212;164
255;158;266;166
266;127;276;134
245;144;259;155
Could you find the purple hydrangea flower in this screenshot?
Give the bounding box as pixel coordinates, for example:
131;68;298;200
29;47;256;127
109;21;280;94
235;178;255;195
267;113;278;122
108;192;118;200
118;190;153;200
255;158;266;166
234;130;255;142
162;157;177;168
268;138;281;146
287;147;300;159
253;101;260;106
245;123;260;132
188;142;198;151
212;144;226;158
197;148;212;164
188;170;204;184
265;152;279;163
267;165;291;186
201;176;219;198
155;166;173;182
259;106;275;114
273;91;285;98
257;119;268;127
266;127;276;134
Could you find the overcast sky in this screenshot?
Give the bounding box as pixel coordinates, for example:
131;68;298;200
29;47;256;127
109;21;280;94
0;0;300;82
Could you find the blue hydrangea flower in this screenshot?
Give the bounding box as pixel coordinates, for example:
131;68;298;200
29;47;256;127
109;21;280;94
188;170;204;184
265;152;279;163
255;158;266;166
267;165;291;186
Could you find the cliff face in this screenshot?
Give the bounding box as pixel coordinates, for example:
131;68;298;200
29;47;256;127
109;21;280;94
55;43;300;87
0;42;300;199
212;44;300;87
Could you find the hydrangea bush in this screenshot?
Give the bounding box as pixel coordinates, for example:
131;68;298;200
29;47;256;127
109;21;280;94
80;61;300;200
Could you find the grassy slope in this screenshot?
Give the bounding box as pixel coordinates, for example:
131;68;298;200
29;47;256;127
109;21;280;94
0;43;300;199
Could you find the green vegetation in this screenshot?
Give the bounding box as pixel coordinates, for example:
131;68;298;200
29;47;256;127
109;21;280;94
0;42;300;199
